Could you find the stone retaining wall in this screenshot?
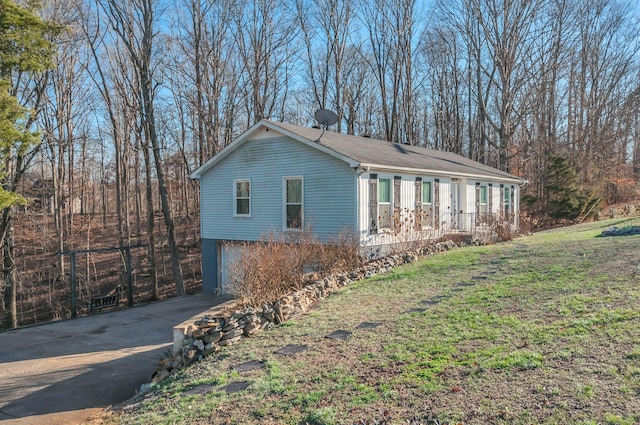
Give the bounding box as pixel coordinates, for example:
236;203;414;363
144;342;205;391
154;240;462;384
605;203;640;218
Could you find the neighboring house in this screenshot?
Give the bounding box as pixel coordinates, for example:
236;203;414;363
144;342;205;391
19;176;83;215
19;178;54;213
191;120;525;294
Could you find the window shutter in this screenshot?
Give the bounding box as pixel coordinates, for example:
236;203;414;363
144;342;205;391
475;182;481;216
369;174;378;234
500;184;505;218
510;186;515;216
393;176;401;231
415;177;422;231
509;186;516;213
434;179;440;229
393;177;401;210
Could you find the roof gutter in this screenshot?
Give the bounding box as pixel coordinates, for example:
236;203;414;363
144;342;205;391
357;166;370;176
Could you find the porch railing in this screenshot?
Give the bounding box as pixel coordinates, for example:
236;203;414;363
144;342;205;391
440;212;518;234
365;212;518;245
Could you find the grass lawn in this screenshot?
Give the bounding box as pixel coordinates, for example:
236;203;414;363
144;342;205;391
111;218;640;424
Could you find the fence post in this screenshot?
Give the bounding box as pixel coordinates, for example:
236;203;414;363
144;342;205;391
125;247;133;307
70;253;77;318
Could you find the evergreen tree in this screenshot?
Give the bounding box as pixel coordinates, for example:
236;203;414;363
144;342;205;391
0;0;53;207
1;0;54;328
545;154;584;220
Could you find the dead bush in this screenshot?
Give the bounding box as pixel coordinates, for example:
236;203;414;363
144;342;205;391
312;228;363;275
226;227;363;307
225;233;303;307
495;223;515;241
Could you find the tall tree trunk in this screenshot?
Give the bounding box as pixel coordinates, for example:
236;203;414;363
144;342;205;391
146;111;185;296
141;10;185;296
142;142;158;299
2;211;16;328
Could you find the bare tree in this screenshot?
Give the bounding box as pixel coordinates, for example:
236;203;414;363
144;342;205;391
233;0;299;125
342;47;376;136
424;26;465;153
296;0;355;131
630;80;640;180
358;0;420;144
77;2;129;248
39;0;92;277
169;0;237;165
566;0;639;183
469;0;545;171
100;0;185;296
518;0;577;212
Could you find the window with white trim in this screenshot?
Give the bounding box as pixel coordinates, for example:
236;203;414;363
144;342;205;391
479;185;488;214
503;186;510;216
422;181;433;227
234;179;250;216
284;177;303;229
378;178;391;229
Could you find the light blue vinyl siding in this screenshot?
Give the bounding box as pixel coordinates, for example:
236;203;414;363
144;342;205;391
200;136;356;241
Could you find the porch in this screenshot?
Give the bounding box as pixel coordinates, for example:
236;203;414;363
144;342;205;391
360;212;518;258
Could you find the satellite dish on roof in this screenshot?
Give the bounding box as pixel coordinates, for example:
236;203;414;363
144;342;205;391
314;108;338;128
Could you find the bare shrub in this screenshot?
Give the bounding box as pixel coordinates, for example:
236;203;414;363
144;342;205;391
517;211;535;233
485;213;515;242
225;233;304;307
494;223;515;241
226;227;363;307
313;228;363;276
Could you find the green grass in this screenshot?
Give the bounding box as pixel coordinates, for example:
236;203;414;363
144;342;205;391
111;218;640;424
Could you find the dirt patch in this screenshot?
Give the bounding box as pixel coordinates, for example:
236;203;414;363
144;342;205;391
0;408;106;425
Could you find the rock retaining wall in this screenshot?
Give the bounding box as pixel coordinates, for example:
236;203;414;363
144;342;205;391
154;240;461;384
605;203;640;218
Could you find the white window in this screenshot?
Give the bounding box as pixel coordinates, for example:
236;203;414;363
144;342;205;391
234;179;250;216
422;181;433;227
284;177;303;229
378;178;391;229
503;186;510;216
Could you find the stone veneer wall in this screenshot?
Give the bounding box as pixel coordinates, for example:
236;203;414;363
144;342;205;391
153;240;462;384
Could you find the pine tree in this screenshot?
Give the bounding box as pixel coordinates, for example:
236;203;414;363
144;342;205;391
545;154;584;220
0;0;53;206
1;0;54;328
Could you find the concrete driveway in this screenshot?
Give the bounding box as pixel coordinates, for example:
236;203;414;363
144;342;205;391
0;293;231;424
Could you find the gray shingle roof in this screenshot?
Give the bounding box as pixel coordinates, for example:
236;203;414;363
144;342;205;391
266;120;523;183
